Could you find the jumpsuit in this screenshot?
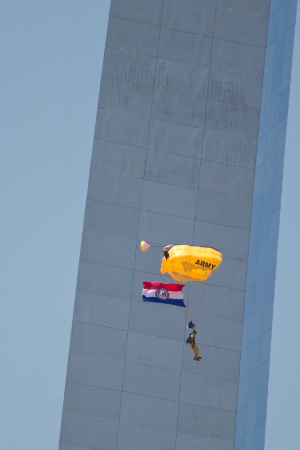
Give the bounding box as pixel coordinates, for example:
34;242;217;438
189;331;200;359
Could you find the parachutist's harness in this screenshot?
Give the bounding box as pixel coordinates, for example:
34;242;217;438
186;330;197;347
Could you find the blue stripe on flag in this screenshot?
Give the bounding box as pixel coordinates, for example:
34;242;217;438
142;295;186;307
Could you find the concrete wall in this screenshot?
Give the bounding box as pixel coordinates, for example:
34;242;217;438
59;0;298;449
235;0;298;448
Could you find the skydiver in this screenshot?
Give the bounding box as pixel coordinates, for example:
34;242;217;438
186;321;201;361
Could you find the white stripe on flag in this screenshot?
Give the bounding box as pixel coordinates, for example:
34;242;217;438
142;288;184;299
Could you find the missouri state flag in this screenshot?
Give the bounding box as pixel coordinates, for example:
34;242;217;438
142;281;186;307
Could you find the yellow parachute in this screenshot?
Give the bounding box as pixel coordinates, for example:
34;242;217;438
161;244;222;282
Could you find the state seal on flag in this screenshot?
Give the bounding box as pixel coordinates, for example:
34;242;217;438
155;287;169;300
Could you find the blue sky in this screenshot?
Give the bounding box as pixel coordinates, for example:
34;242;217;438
0;2;299;449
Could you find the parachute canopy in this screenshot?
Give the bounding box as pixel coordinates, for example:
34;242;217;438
161;244;222;282
140;240;150;252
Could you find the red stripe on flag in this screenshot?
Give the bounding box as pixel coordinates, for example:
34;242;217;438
143;281;185;291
